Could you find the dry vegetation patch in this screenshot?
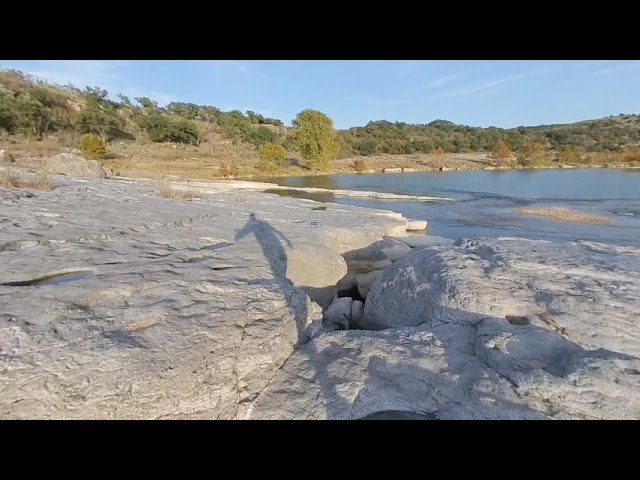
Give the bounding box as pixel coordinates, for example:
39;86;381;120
0;169;51;190
516;207;613;225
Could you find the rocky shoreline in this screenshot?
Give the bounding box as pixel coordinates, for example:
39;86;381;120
237;162;640;181
1;168;639;419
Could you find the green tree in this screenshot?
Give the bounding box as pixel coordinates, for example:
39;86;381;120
75;87;122;142
257;142;286;172
1;86;68;138
166;102;200;119
353;137;378;156
409;139;433;154
117;94;133;108
245;125;278;148
138;113;199;145
557;145;580;164
289;109;340;171
0;94;19;133
135;96;159;114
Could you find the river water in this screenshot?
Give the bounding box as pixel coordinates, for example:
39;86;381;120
258;168;640;247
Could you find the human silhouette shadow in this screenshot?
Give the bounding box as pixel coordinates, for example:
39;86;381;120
234;213;308;345
236;224;640;420
234;212;359;418
235;212;293;285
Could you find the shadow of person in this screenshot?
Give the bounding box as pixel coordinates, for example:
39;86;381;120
235;212;369;419
235;212;310;345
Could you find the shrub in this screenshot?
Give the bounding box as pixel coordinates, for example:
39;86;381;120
257;142;286;173
218;161;240;178
556;146;580;164
353;158;368;172
0;168;18;188
138;113;199;145
409;139;433;154
79;134;107;160
0;169;50;190
156;186;175;198
353;137;378;156
491;140;513;165
245;125;278;148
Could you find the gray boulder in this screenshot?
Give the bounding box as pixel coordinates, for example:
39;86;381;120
343;237;412;273
286;241;347;309
351;300;364;323
361;238;640;358
354;270;384;299
250;237;640;420
43;153;107;179
323;297;354;329
406;219;427;231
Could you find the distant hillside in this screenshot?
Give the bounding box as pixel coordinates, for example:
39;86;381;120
0;69;287;150
1;68;639;175
338;115;640;158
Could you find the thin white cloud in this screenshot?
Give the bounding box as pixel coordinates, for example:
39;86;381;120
428;70;546;100
425;72;467;89
584;61;638;78
363;95;417;106
428;63;583;101
207;60;277;83
392;60;425;80
404;71;473;97
21;60;128;90
364;69;543;105
208;60;250;74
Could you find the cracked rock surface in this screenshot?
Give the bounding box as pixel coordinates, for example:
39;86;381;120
0;177;409;419
250;238;640;420
3;175;639;420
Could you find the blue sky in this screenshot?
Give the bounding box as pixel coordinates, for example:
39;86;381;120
1;60;638;129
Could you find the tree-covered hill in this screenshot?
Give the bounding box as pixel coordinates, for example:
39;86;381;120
1;68;639;172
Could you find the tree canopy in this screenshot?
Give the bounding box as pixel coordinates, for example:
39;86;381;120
289;109;341;171
1;68;639;162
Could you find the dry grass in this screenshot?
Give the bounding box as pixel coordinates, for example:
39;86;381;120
178;189;201;201
516;207;613;225
156;184;176;198
155;179;202;201
352;158;368;172
234;193;248;203
5;133;640;185
0;169;18;188
0;169;51;190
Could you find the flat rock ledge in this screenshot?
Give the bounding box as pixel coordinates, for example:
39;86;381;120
3;174;639;420
0;175;414;419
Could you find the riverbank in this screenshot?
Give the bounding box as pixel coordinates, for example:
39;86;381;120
1;171;639;419
3;144;639;184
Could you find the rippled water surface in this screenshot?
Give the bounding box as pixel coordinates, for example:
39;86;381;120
258;169;640;247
